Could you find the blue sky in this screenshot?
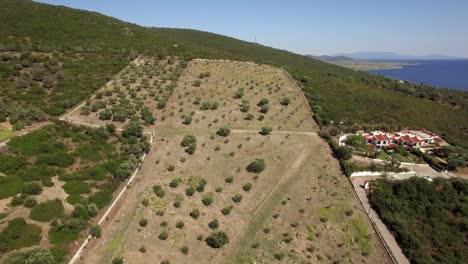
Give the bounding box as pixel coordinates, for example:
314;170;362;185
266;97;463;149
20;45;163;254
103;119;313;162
36;0;468;57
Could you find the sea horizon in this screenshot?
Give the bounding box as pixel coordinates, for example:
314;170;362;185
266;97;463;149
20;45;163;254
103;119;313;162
365;59;468;91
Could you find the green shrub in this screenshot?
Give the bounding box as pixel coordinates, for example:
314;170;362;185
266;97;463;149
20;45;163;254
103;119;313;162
206;231;229;248
246;159;265;173
221;206;233;216
29;199;64;222
225;176;234;184
242;183;252;192
185;187;195;196
50;246;69;263
176;221;184;229
159;231;168;240
232;194;243;203
280;97;290;106
216;125;231;137
167;164;175;172
62;181;91;195
202;193;214;206
0;176;23;199
48;226;80;245
0;217;42;253
208;219;219;229
190;209;200;219
258;98;269;106
139;218;148;227
169;179;180;188
260;126;272;135
180;245;189;255
259;104;269;113
90;224;101;238
181;135;197;154
153;185;165;198
196;179;207;192
182;115;193;125
274;253;285;260
24;196;38;208
22;181;43;195
112;256;124;264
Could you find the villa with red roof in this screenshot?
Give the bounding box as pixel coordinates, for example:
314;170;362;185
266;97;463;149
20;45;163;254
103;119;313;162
362;131;435;149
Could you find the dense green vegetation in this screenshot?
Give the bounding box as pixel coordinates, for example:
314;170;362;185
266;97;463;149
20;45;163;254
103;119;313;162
0;218;42;253
369;178;468;264
0;121;148;255
0;0;466;149
29;199;64;222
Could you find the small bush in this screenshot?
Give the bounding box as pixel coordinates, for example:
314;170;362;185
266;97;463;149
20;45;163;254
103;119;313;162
202;193;214;206
216;125;231;137
232;194;243;203
139;246;146;253
221;206;233;216
90;224;101;238
185;187;195;196
180;245;189;255
280;97;290;106
225;176;234;184
242;183;252;192
208;219;219;229
169;179;180;188
112;256;124;264
246;159;265;173
24;196;38;208
181;135;197;154
190;209;200;219
260;126;272;135
159;231;168;240
22;181;43;195
259;104;269;113
139;218;148;227
153;185;165;198
258;98;269;106
274;253;285;260
176;221;184;229
206;231;229;248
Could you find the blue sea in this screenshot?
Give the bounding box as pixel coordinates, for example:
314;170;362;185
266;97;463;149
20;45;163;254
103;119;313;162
365;60;468;91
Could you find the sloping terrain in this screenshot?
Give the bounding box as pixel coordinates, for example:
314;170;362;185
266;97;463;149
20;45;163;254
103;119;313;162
75;59;391;264
0;0;467;148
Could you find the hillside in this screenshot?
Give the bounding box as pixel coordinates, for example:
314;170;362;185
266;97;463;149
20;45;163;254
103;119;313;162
0;0;467;148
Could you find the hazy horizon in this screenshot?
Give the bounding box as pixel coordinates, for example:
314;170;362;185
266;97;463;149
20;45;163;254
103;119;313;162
36;0;468;57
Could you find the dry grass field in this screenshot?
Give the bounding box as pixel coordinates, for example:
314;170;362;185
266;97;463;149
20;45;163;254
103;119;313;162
75;58;390;264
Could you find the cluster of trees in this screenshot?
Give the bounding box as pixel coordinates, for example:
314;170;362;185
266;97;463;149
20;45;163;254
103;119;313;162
1;0;466;150
369;178;468;264
0;99;46;130
319;131;355;176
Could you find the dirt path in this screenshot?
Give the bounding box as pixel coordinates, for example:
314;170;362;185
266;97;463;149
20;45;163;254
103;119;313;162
212;142;312;262
231;129;317;136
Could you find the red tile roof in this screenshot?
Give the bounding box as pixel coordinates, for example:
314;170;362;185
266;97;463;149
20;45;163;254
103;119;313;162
433;137;442;143
399;136;411;142
410;137;421;143
374;134;385;141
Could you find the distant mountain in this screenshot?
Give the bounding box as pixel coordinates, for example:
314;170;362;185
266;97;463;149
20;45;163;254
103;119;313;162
335;51;466;60
305;54;355;63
